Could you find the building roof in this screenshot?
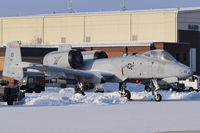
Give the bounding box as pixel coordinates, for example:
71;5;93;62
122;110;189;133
19;41;157;48
27;7;200;17
66;41;156;48
0;41;189;49
22;41;155;48
1;7;200;19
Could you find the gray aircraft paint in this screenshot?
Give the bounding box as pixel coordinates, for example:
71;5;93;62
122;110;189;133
3;42;193;84
81;53;192;83
3;42;24;81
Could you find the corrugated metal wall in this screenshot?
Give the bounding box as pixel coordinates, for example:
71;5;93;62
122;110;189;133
0;11;177;45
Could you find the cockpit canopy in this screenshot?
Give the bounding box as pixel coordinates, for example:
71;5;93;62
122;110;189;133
143;50;177;62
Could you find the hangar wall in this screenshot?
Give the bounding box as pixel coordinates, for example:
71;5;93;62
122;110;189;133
0;11;177;45
85;14;131;42
131;12;177;42
44;16;85;43
2;17;44;44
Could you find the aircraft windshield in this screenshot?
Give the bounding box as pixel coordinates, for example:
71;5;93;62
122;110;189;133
143;50;177;62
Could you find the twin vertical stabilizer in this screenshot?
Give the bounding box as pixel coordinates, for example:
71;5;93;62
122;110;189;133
3;42;24;81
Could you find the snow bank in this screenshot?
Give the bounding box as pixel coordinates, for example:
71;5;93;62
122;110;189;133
24;83;200;106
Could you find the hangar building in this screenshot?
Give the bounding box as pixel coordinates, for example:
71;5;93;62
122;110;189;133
0;7;200;78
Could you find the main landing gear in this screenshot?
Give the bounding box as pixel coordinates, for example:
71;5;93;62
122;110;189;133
152;79;162;102
75;82;86;96
119;82;131;100
95;84;104;93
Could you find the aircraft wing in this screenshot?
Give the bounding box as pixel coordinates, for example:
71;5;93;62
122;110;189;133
21;62;115;83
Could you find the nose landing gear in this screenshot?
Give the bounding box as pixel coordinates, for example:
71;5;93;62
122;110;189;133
154;93;162;102
152;79;162;102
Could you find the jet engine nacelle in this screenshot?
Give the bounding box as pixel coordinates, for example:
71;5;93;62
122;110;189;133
81;50;108;60
43;50;83;69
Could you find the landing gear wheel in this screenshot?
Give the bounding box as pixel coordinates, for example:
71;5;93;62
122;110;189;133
95;90;104;93
95;84;104;93
145;86;152;92
26;89;33;93
154;94;162;102
35;86;42;93
125;90;131;100
189;87;194;92
7;100;14;105
169;87;173;92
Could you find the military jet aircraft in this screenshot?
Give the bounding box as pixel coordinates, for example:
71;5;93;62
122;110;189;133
3;42;193;102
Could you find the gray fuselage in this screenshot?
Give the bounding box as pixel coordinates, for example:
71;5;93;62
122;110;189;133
81;53;192;82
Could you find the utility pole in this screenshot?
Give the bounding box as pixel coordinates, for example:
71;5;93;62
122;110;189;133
67;0;73;13
120;0;127;11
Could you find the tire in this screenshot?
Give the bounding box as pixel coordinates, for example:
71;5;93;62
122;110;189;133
20;86;27;90
189;87;194;92
168;87;173;92
154;94;162;102
176;89;182;92
145;86;152;92
41;87;45;91
26;89;33;93
35;86;42;93
125;90;131;100
7;100;14;105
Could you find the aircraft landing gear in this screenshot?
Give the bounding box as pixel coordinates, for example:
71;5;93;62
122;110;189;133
119;82;131;100
154;93;162;102
95;84;104;93
75;82;86;96
152;79;162;102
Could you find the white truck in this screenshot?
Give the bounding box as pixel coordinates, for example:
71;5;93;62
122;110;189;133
179;75;200;91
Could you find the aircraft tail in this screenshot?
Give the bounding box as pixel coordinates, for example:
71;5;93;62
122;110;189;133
3;42;24;81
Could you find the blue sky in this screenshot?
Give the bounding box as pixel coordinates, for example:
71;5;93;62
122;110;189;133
1;0;200;17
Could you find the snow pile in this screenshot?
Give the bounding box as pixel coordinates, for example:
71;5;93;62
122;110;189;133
24;83;200;106
25;86;127;106
159;90;200;100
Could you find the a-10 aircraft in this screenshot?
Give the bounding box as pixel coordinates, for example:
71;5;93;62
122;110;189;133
3;42;193;102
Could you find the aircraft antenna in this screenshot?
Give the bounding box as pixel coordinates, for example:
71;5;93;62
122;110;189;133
67;0;73;13
120;0;127;11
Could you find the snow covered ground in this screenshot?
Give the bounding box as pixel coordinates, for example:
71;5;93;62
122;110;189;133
0;83;200;133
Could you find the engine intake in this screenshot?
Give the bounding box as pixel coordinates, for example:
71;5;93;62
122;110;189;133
81;50;108;60
43;50;83;69
68;50;83;68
